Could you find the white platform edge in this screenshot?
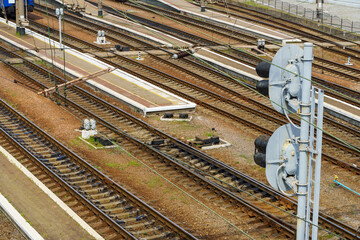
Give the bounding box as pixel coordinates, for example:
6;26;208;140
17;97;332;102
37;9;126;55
0;17;196;115
323;95;360;122
0;192;44;240
0;146;104;240
195;48;264;81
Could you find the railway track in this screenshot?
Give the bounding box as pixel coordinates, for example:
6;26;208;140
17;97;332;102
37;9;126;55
95;1;360;110
209;2;360;60
210;47;360;109
27;13;360;175
0;89;196;239
0;41;295;239
129;1;360;84
33;3;360;111
0;23;358;239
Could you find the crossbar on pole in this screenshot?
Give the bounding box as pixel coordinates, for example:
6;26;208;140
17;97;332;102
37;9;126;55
38;68;114;96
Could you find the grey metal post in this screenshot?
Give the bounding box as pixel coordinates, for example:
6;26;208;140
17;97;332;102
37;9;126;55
16;0;26;35
56;8;64;50
296;42;313;240
200;0;205;12
330;15;332;26
98;0;103;17
341;18;343;29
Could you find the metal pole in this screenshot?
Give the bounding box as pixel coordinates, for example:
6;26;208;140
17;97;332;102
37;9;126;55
98;0;103;17
200;0;205;12
296;42;313;240
56;8;63;50
341;18;343;29
330;15;332;26
59;12;62;49
16;0;26;35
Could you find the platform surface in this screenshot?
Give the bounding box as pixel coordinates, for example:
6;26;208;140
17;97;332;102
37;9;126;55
40;0;192;48
157;0;297;42
0;18;195;115
0;152;95;240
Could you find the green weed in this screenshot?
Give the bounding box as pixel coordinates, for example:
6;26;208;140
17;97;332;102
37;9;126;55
147;176;163;188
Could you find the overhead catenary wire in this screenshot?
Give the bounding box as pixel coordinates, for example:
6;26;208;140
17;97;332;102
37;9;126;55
4;2;354;236
10;0;359;162
83;4;356;235
128;0;360;106
9;7;348;236
58;98;346;239
44;0;61;105
106;0;360;157
58;104;255;240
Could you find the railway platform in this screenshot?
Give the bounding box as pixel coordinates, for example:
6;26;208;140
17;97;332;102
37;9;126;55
194;47;263;82
154;0;300;44
0;18;196;116
41;0;192;48
0;148;98;240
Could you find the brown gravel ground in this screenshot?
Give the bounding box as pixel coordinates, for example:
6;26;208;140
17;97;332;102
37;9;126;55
2;8;360;236
0;63;271;239
0;58;359;238
0;209;26;240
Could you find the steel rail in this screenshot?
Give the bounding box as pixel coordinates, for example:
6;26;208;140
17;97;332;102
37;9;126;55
0;51;197;240
24;18;360;174
213;47;360;108
134;1;360;78
36;4;360;111
210;2;360;56
88;1;218;47
33;5;156;50
109;2;360;107
0;47;297;239
0;39;358;238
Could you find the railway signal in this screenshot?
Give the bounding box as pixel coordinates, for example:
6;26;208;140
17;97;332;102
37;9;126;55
254;43;325;240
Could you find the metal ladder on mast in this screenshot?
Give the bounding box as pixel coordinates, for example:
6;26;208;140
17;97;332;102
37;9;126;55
305;87;325;240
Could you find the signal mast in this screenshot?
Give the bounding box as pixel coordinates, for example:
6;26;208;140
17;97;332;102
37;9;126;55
254;43;325;240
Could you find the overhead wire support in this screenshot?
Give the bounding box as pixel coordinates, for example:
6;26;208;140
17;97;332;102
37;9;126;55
37;68;115;96
101;4;358;239
24;1;352;238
